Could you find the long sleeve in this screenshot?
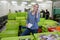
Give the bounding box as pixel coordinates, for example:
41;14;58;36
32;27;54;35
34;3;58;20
35;13;40;23
26;12;29;24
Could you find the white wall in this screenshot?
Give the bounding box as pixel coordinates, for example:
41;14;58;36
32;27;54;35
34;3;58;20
0;1;26;17
0;2;9;17
10;5;25;12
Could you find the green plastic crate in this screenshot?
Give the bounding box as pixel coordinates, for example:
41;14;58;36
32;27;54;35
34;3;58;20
0;30;18;38
1;37;19;40
38;22;44;26
16;17;26;26
20;20;26;26
0;33;1;40
16;17;21;25
6;20;19;30
38;18;45;26
16;17;26;20
19;35;34;40
8;13;17;20
17;12;27;17
40;18;45;22
34;32;59;40
6;23;19;30
44;20;57;26
7;20;18;23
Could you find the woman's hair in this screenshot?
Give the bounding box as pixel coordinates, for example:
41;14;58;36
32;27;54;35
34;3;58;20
33;4;39;8
31;4;39;11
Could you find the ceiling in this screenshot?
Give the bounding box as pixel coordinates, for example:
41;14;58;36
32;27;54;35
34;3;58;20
0;0;51;2
0;0;60;5
0;0;60;2
0;0;52;5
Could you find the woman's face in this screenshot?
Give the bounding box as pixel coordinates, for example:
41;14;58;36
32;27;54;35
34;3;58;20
33;5;39;12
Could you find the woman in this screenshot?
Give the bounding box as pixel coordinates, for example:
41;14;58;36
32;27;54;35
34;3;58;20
21;4;40;36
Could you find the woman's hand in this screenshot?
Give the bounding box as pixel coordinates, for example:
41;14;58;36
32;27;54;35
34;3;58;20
32;12;35;15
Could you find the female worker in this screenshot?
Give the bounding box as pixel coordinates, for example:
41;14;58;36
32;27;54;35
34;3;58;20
21;4;40;36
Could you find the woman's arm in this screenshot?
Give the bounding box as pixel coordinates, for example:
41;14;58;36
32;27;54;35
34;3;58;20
35;13;40;23
26;11;30;24
26;12;30;27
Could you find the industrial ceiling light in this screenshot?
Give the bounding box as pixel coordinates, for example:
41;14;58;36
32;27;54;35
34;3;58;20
36;0;43;2
0;1;8;3
12;1;17;4
21;3;25;6
25;0;31;1
31;2;36;5
11;1;17;5
22;2;27;5
28;4;32;7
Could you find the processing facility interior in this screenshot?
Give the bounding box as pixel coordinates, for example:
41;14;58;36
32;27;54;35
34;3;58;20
0;0;60;40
